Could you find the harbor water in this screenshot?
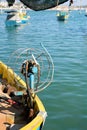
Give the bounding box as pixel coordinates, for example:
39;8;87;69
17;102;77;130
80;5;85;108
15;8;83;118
0;10;87;130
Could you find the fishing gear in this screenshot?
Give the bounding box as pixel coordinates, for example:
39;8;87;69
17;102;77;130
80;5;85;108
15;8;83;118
8;43;54;121
21;59;38;121
8;43;54;93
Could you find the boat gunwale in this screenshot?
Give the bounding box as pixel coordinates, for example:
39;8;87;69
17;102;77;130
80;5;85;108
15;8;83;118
0;61;47;130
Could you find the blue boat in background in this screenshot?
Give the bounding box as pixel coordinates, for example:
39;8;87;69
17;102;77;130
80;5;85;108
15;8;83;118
56;10;69;21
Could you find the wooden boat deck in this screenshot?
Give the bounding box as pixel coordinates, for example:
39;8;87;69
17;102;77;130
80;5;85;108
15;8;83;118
0;82;27;130
0;61;45;130
0;101;26;130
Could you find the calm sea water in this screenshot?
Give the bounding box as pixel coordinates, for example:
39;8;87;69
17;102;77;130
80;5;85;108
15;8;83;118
0;10;87;130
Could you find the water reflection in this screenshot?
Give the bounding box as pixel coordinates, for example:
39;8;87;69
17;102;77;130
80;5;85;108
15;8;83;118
5;22;30;32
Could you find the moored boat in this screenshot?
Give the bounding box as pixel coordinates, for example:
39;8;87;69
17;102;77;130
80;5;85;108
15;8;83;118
0;8;3;14
85;9;87;16
5;9;30;26
56;10;69;21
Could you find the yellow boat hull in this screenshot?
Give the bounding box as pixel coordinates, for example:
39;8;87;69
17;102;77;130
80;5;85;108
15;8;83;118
0;61;47;130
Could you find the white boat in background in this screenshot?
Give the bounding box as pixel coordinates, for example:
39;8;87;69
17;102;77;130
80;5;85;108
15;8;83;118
85;9;87;17
5;9;30;27
0;8;3;14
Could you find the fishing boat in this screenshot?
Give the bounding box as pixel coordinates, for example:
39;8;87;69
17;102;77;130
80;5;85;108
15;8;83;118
5;9;30;26
0;44;54;130
0;8;3;14
85;9;87;16
56;10;69;21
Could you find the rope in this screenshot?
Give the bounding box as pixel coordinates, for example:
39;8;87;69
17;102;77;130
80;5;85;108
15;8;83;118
24;61;34;109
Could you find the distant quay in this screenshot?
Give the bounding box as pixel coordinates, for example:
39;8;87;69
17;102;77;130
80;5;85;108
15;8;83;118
49;5;87;11
0;2;87;11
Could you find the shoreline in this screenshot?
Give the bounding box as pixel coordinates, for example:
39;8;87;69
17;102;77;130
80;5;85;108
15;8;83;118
0;3;87;11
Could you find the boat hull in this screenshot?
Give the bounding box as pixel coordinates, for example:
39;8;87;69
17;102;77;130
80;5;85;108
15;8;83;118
5;20;22;26
0;61;47;130
56;11;69;21
57;15;69;21
5;19;29;26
